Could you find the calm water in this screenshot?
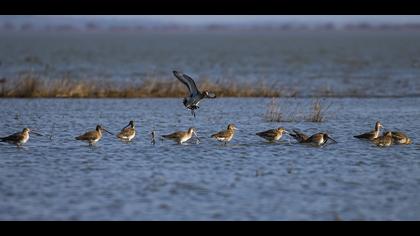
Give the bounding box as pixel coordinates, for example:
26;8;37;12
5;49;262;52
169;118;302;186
0;98;420;220
1;31;420;97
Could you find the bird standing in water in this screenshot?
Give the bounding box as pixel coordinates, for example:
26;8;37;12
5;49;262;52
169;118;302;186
75;125;113;145
117;120;136;142
161;127;199;144
354;121;383;140
0;127;42;146
173;70;216;117
211;124;238;145
256;127;288;142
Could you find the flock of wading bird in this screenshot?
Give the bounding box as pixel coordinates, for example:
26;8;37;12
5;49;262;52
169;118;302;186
0;71;413;148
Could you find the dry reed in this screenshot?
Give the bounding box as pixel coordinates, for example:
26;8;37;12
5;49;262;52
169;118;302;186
0;73;286;98
265;97;333;123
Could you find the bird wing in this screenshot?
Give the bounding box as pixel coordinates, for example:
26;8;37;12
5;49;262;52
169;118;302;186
256;129;277;138
76;130;97;140
307;133;324;144
354;130;375;139
290;130;309;142
118;127;135;138
391;131;406;140
162;131;184;139
173;71;199;97
211;130;228;138
0;132;23;142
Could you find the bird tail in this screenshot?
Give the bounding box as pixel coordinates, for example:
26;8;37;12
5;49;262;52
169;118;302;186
75;136;81;140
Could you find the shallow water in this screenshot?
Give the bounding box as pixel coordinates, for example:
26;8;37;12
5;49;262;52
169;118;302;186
1;31;420;97
0;98;419;220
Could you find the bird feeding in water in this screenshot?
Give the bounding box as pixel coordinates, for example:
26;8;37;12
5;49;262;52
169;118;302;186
0;127;42;146
75;125;113;145
117;120;136;142
289;130;310;143
173;70;216;117
290;130;337;146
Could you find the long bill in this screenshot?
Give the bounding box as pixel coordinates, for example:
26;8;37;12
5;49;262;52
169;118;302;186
30;129;44;136
102;128;114;135
328;137;338;143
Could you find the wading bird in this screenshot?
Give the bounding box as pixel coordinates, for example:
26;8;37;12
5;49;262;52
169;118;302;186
75;125;113;145
372;131;393;147
162;127;199;144
256;127;288;142
117;120;136;141
290;130;337;146
354;121;383;140
389;131;412;145
173;70;216;117
211;124;237;145
0;127;42;146
289;130;310;143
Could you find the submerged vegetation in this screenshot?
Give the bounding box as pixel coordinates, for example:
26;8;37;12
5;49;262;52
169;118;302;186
264;97;334;123
0;73;286;98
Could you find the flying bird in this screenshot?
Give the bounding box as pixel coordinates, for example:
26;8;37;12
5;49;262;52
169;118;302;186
173;70;216;117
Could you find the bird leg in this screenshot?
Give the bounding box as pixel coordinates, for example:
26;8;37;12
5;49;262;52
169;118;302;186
151;131;156;145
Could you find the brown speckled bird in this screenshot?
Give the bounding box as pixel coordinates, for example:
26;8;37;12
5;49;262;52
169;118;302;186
289;130;310;143
162;127;199;144
354;121;383;140
117;120;136;141
75;125;113;145
372;131;393;147
211;124;237;145
389;131;412;145
1;128;31;146
303;132;337;146
256;127;288;142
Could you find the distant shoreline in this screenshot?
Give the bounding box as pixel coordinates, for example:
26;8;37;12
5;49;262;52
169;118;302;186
3;23;420;34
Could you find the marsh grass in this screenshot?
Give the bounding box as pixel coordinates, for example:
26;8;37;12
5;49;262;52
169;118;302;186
305;98;333;122
264;98;305;122
0;73;286;98
265;97;334;123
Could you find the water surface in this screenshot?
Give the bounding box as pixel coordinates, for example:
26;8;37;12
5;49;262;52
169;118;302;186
1;98;419;220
